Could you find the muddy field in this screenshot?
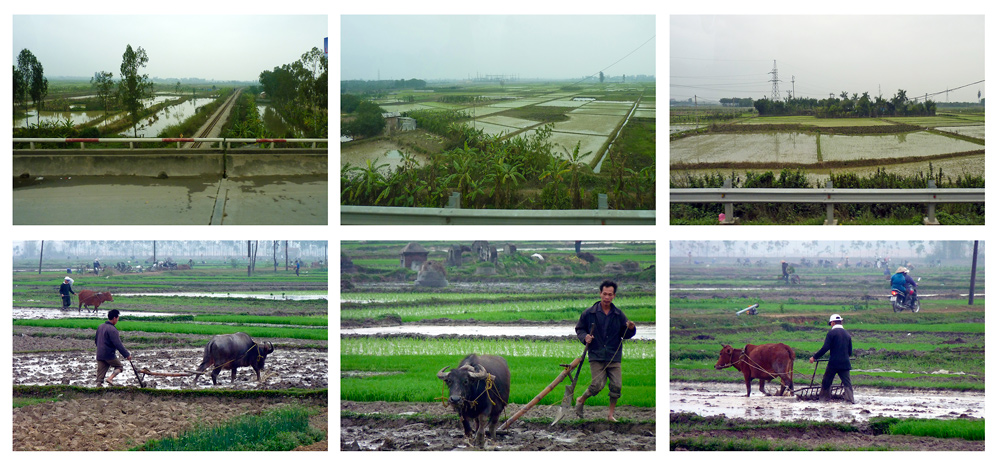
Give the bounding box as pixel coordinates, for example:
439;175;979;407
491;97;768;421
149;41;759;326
670;381;983;422
13;390;327;451
341;400;655;451
13;328;327;390
14;346;326;390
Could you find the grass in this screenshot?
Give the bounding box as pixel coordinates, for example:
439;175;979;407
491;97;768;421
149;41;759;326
496;105;574;123
13;396;64;408
13;319;327;340
134;405;324;451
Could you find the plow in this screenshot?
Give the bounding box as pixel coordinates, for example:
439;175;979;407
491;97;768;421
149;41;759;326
789;359;849;401
128;359;204;388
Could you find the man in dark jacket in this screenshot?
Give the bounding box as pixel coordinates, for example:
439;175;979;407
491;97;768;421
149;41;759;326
809;313;854;403
95;309;131;386
58;276;75;308
574;280;636;422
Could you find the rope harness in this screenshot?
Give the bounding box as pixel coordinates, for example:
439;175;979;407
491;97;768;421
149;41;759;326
719;348;794;391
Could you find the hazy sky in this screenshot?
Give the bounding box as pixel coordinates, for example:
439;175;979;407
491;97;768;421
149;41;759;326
671;16;985;103
341;15;655;81
13;15;327;81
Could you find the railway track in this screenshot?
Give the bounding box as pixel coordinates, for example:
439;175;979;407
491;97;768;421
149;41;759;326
188;87;243;148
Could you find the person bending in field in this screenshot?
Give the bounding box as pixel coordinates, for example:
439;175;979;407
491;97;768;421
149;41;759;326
574;280;636;422
95;309;131;386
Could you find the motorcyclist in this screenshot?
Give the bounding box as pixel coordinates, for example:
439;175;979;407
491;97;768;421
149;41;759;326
890;267;918;308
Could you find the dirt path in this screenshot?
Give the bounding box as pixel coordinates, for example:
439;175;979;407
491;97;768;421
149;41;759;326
341;400;655;451
13;391;326;451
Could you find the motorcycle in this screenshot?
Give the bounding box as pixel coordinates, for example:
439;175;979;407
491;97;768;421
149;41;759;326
890;287;920;313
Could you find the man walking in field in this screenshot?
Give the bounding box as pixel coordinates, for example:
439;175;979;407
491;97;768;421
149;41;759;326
58;276;75;308
95;309;131;386
574;280;636;422
809;313;854;403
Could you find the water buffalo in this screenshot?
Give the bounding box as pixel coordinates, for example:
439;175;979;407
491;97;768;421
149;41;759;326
78;290;113;313
194;332;274;385
715;343;795;397
437;354;511;447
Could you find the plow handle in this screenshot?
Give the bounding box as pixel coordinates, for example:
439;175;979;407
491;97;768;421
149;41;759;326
500;356;582;430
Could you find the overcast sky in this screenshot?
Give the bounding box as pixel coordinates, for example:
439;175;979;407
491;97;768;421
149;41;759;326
341;15;655;81
12;15;327;81
671;15;985;103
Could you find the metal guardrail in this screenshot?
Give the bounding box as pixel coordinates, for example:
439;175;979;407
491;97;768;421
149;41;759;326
13;137;328;149
342;206;655;225
671;179;984;225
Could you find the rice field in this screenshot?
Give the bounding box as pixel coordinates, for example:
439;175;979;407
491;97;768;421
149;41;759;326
937;125;986;140
671;132;818;165
819;131;984;161
341;295;657;322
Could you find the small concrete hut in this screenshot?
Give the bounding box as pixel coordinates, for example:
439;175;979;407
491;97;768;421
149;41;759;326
400;242;429;271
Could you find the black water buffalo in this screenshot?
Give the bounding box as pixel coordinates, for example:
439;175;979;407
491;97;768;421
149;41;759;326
194;332;274;385
437;354;510;447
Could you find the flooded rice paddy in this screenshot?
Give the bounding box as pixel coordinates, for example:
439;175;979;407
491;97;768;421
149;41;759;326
671;132;817;165
670;381;984;422
341;139;430;173
820;131;984;161
13;347;327;390
936;125;985;140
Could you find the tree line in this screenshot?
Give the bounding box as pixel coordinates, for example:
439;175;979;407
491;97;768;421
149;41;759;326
340;78;427;94
15;45;154;137
753;89;936;118
258;47;328;138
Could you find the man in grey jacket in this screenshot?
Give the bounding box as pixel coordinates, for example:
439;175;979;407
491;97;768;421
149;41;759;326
95;309;131;386
810;313;854;403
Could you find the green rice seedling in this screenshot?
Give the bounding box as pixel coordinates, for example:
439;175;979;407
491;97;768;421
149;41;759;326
135;406;325;451
887;418;984;440
341;354;655;407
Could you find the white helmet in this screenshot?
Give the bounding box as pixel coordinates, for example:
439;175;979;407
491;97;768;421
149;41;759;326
829;314;843;323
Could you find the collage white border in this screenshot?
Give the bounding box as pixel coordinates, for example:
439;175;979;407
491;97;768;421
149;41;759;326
2;0;993;468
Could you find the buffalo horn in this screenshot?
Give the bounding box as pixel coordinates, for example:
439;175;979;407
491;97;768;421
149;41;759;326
468;364;489;380
437;366;450;380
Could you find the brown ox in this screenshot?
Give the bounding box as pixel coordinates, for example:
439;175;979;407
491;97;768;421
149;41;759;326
78;290;114;314
714;343;795;397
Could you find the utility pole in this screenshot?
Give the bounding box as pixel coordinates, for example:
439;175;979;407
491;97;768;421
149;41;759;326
791;75;795;100
968;241;979;306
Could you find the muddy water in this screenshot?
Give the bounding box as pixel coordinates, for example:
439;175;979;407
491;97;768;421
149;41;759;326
13;347;327;390
341;324;655;340
670;381;983;422
13;307;197;320
121;292;327;300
